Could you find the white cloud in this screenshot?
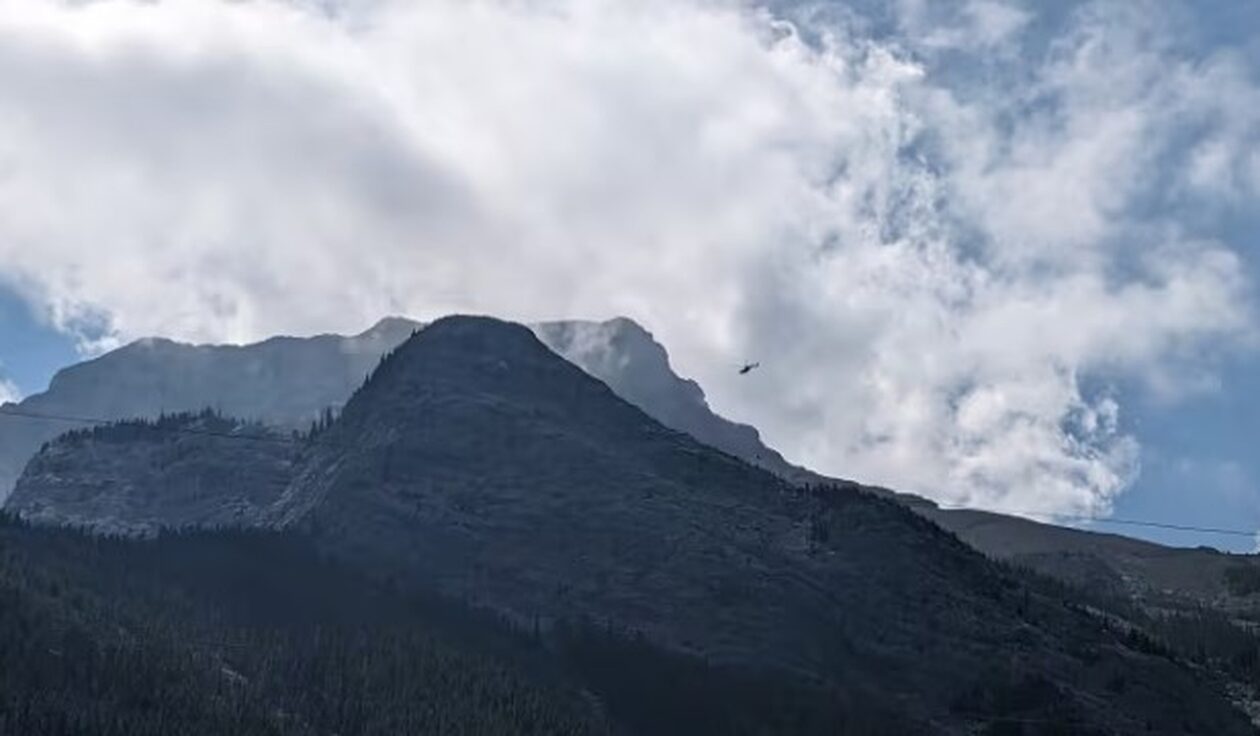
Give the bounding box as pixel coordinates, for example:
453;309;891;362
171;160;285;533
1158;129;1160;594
895;0;1031;51
0;0;1255;518
0;375;19;405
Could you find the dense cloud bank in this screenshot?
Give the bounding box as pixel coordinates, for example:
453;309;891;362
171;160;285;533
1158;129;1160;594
0;0;1256;516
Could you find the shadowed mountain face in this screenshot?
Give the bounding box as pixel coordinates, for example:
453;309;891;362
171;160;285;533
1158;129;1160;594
244;316;1247;732
266;317;829;666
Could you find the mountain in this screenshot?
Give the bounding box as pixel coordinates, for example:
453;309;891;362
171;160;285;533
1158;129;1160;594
8;314;1260;730
8;315;1260;623
266;316;834;667
0;316;798;499
251;315;1248;732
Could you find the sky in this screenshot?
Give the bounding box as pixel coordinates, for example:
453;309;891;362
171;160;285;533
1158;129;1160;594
0;0;1258;549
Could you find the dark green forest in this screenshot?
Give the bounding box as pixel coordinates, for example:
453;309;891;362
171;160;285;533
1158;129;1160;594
8;507;1260;734
0;512;604;735
10;489;1260;734
0;513;919;736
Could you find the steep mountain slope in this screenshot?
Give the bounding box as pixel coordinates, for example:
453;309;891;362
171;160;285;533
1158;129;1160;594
534;318;811;482
6;410;296;536
539;321;1260;616
260;315;1251;733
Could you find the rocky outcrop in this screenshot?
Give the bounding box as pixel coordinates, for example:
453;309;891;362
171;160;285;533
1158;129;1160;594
7;410;295;536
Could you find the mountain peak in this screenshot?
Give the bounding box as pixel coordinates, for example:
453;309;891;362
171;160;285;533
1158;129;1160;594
418;313;540;345
268;318;812;658
356;315;424;339
362;314;587;394
332;314;637;445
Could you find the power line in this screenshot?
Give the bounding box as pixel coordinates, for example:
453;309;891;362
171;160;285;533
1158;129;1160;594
1054;515;1256;539
933;503;1258;539
1;405;1256;541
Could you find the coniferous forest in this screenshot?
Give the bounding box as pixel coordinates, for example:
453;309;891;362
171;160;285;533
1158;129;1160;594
0;512;904;736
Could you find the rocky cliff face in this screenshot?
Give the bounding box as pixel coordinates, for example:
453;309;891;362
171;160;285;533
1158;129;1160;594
6;410;295;536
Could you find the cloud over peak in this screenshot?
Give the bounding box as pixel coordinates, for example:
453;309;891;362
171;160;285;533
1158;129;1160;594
0;0;1255;517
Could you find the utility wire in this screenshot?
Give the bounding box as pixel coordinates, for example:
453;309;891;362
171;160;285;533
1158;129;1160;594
932;503;1258;539
1037;514;1255;539
1;405;1255;540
